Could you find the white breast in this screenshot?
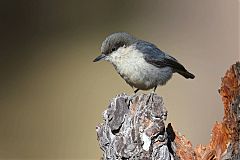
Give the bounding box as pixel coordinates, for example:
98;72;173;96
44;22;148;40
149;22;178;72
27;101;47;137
106;46;173;90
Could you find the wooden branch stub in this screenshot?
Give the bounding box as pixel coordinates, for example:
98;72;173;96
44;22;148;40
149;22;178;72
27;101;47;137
96;93;176;160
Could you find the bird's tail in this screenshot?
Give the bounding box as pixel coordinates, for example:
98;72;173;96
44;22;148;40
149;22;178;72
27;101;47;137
176;70;195;79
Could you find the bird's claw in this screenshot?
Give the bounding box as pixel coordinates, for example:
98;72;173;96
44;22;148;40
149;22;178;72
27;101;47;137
146;91;155;104
126;93;137;106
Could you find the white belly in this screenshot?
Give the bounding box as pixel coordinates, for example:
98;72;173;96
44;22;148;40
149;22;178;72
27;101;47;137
107;46;173;90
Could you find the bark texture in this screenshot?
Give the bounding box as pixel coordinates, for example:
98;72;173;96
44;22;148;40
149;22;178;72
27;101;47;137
96;62;240;160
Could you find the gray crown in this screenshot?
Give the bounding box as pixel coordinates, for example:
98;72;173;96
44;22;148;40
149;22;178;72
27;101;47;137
101;32;137;55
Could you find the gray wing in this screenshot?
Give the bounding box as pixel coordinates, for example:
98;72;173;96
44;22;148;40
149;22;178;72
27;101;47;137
134;40;187;72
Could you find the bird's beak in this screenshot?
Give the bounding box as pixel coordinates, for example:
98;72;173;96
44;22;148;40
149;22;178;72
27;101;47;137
93;54;106;62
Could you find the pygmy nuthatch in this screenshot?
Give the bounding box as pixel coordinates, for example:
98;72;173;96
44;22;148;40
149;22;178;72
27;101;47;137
93;32;195;93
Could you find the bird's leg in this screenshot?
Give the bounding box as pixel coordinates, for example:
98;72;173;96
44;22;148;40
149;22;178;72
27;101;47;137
147;86;157;104
134;89;139;93
127;88;139;105
153;86;157;92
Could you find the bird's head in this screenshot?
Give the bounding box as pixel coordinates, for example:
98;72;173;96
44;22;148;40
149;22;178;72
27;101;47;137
93;32;137;62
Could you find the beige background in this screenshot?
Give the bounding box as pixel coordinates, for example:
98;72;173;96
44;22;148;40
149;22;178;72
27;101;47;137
0;0;239;159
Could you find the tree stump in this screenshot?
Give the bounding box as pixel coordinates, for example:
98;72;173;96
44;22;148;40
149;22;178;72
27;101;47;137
96;62;240;160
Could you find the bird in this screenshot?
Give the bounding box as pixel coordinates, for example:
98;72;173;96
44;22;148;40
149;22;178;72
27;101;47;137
93;32;195;94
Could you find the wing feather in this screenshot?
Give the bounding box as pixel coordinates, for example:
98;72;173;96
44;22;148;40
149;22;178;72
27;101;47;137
134;40;187;72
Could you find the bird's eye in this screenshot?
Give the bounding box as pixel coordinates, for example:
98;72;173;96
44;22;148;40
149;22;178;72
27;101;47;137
111;47;116;52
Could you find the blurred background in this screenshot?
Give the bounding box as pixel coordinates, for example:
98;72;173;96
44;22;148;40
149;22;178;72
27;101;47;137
0;0;239;159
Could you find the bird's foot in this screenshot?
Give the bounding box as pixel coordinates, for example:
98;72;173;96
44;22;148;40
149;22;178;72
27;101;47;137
146;91;155;104
146;86;157;104
126;93;137;106
126;88;139;105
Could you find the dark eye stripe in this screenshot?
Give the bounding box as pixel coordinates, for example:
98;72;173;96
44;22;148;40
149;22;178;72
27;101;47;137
116;42;124;48
105;41;126;55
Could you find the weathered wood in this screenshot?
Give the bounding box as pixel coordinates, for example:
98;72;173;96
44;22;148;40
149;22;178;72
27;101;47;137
96;62;240;160
96;93;175;160
173;62;240;160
